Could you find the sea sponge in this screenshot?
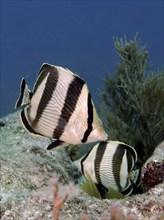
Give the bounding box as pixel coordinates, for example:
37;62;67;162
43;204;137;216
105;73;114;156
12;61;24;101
141;141;164;192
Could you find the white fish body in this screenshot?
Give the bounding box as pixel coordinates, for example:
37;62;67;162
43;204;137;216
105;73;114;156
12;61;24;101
15;63;108;149
77;140;140;196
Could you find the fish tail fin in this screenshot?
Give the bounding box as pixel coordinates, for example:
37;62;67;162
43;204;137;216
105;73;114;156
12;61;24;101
15;78;32;109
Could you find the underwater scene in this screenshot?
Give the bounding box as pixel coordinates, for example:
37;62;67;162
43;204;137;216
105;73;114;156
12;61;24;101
1;1;164;220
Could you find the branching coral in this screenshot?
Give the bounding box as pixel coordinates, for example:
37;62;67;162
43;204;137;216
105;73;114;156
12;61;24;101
53;181;68;220
52;179;139;220
101;36;164;164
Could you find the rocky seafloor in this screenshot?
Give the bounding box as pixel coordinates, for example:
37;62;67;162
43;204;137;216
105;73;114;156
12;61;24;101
0;112;164;220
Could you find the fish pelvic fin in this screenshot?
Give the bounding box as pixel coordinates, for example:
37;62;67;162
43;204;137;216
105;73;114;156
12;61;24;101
15;78;32;109
47;140;69;150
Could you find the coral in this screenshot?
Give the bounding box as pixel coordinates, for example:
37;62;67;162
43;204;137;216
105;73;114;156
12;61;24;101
52;180;137;220
1;119;164;220
141;141;164;192
53;181;68;220
109;204;137;220
141;161;164;192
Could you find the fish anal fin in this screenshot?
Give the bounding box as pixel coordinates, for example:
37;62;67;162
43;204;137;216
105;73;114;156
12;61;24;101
95;183;108;199
47;140;68;150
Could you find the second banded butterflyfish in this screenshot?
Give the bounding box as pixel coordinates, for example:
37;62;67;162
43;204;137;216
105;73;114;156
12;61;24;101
15;63;108;149
76;141;141;197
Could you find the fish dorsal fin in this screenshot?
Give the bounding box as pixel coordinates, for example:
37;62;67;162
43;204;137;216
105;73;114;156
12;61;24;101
15;78;32;109
109;141;137;163
33;63;81;93
119;142;138;164
33;63;56;93
57;65;82;80
65;67;80;78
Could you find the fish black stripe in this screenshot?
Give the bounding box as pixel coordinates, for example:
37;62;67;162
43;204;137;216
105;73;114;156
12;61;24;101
33;64;53;93
80;145;95;175
123;144;137;171
15;78;26;108
126;150;133;171
53;76;85;139
32;67;59;127
95;183;108;199
81;92;93;143
112;144;125;191
94;142;108;184
21;109;42;135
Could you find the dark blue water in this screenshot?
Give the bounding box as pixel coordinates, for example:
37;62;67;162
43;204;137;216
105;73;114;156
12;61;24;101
1;1;164;117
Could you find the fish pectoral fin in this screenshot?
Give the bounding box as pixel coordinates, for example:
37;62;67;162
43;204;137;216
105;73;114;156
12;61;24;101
47;140;68;150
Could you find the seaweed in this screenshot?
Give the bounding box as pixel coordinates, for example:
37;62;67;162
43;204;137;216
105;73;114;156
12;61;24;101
100;35;164;164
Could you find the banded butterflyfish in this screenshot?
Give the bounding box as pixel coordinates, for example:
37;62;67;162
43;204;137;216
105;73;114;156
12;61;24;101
15;63;108;149
76;141;141;197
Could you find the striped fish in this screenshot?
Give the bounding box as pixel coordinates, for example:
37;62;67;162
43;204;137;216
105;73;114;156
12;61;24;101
76;140;141;197
15;63;108;149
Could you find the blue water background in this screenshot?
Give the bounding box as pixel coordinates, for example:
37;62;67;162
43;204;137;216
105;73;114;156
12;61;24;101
1;1;164;117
